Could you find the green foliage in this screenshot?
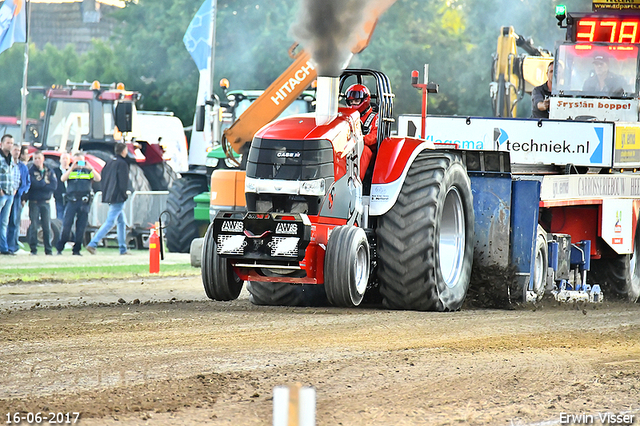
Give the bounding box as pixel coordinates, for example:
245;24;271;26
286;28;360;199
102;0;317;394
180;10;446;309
0;0;596;127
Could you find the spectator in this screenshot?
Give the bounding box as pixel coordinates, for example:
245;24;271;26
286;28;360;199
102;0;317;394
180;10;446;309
53;152;70;220
0;134;17;256
86;143;131;255
7;145;31;254
56;152;101;255
27;151;57;255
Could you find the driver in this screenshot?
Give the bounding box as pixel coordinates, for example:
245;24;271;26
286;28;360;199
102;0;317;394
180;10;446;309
582;54;626;96
345;84;378;180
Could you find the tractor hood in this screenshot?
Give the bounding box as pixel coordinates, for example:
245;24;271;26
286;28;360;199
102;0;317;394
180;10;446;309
253;108;362;156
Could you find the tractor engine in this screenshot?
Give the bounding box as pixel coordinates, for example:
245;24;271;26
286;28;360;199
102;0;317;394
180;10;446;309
245;110;365;222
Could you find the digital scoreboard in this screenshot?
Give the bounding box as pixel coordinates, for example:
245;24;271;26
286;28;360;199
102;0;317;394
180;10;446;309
573;15;640;43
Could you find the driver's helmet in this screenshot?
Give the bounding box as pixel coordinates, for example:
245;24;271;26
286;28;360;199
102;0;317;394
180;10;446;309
345;84;371;115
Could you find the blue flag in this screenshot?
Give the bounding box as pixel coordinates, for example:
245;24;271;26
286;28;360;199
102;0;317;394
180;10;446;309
0;0;26;55
183;0;213;71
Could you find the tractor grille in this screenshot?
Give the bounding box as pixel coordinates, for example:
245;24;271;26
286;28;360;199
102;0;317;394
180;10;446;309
247;138;334;181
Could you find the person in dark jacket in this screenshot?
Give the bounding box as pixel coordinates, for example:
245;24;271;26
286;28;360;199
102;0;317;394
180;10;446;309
53;152;70;220
86;143;131;255
56;152;101;256
27;150;57;255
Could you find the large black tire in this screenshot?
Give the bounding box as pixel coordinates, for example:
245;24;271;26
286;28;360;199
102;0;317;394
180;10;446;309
531;225;549;301
86;150;152;192
128;163;152;192
142;162;178;191
376;151;474;311
247;281;328;307
324;226;370;307
35;217;62;248
201;223;243;300
589;226;640;302
165;175;209;253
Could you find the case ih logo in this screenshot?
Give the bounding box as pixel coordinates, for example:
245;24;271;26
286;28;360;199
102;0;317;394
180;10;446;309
276;151;301;158
276;223;298;235
221;221;243;232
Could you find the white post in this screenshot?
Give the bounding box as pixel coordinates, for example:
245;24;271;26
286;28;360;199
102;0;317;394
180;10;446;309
273;384;316;426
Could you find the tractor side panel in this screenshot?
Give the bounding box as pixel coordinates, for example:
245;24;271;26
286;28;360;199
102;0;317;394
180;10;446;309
469;174;512;269
510;178;542;298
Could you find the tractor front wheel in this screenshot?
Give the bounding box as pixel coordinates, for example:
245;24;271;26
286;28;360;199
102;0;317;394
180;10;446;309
324;226;370;307
201;223;243;301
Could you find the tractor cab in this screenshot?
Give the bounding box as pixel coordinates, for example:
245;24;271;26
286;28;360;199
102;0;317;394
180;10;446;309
39;80;138;152
550;11;640;121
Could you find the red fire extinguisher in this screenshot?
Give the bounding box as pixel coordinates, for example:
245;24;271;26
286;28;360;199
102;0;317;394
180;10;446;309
149;222;160;274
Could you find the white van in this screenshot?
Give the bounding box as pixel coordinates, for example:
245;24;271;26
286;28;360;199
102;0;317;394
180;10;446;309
133;111;189;173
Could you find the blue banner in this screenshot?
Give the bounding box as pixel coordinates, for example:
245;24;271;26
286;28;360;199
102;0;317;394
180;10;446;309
0;0;26;55
183;0;213;71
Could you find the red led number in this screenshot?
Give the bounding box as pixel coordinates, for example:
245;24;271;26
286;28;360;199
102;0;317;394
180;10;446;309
576;18;640;43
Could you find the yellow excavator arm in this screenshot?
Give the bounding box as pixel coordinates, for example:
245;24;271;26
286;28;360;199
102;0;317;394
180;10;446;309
491;26;553;117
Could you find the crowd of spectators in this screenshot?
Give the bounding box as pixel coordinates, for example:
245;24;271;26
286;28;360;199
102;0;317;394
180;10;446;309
0;133;128;256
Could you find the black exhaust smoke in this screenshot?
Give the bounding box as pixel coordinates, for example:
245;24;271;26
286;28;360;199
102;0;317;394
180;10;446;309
290;0;392;77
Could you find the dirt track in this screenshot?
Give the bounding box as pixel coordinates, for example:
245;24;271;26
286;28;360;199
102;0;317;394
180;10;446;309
1;274;639;426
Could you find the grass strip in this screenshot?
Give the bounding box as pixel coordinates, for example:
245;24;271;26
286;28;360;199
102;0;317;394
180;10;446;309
0;263;198;283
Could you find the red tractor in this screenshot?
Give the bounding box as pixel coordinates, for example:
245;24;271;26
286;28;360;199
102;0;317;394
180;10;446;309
201;69;476;310
34;80;177;191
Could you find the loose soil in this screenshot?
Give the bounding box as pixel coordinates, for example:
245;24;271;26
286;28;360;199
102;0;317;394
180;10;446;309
1;273;639;425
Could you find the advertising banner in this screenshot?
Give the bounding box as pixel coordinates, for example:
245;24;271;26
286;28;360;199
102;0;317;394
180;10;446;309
397;115;615;167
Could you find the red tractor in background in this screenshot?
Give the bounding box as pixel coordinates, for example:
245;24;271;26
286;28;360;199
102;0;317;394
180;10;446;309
201;69;476;310
33;80;178;191
23;80;181;249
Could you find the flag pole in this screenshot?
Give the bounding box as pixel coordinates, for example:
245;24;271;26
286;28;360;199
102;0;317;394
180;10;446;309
208;0;217;97
19;0;30;144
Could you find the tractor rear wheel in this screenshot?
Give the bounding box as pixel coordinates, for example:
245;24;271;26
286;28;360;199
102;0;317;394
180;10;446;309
590;226;640;302
201;223;243;301
142;162;178;191
376;151;474;311
247;281;327;307
324;226;370;307
165;175;209;253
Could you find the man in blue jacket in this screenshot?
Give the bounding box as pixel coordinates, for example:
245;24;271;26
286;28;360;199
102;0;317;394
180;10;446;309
0;134;17;255
27;150;57;255
86;142;131;255
7;145;31;254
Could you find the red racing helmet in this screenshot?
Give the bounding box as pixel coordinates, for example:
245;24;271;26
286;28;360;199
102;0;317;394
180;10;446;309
345;84;371;115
